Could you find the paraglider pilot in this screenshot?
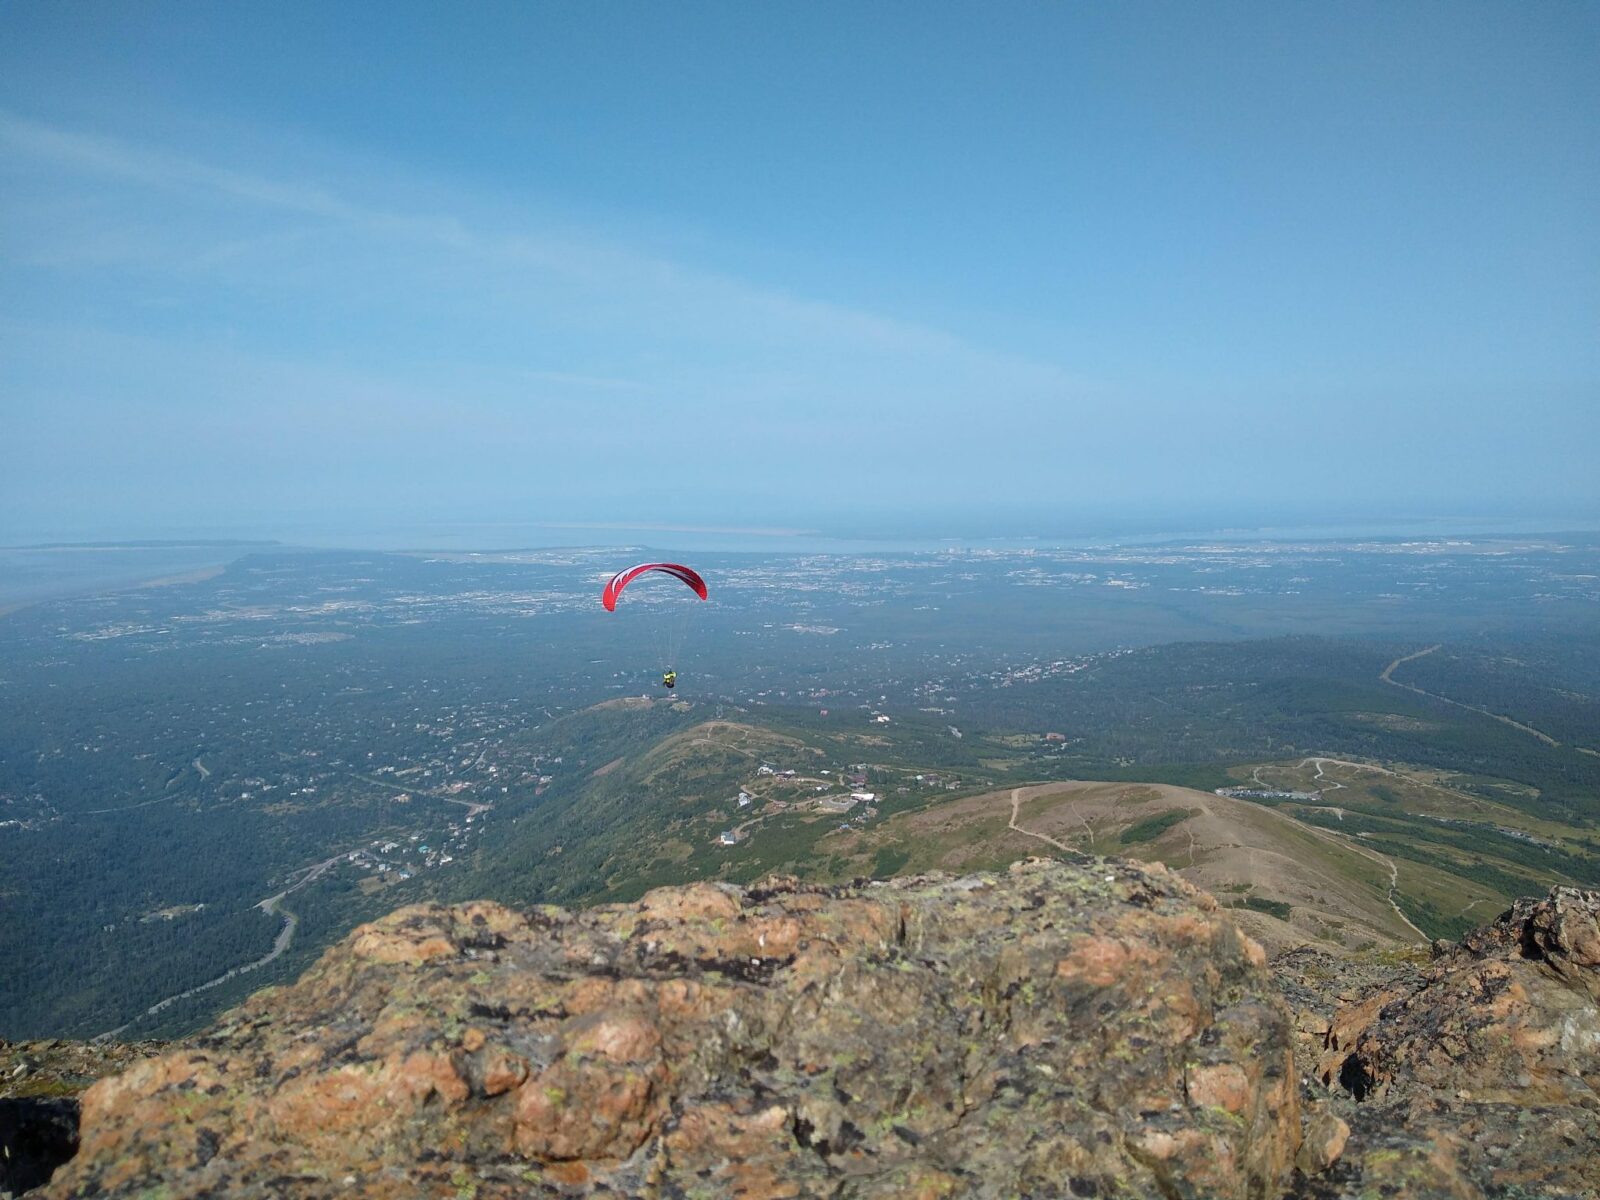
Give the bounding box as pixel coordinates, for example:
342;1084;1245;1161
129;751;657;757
599;563;706;696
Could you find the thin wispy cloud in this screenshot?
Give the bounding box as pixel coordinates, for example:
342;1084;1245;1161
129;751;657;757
0;110;1096;536
0;111;1062;378
1;0;1594;544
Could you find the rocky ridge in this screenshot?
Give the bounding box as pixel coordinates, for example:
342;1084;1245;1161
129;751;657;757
13;866;1600;1199
37;859;1297;1199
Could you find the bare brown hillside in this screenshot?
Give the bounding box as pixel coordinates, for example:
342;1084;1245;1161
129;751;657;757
820;780;1429;955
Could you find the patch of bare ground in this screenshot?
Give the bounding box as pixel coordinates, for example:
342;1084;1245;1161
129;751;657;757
587;695;656;712
674;721;817;763
133;565;227;590
1344;711;1442;732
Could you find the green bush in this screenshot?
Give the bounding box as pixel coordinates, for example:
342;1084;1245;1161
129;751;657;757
1239;895;1293;920
1118;809;1192;845
871;846;911;878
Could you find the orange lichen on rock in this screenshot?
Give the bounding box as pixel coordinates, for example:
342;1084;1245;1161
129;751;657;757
41;860;1303;1199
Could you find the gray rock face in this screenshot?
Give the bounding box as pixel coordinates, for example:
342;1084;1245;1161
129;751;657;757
39;859;1299;1199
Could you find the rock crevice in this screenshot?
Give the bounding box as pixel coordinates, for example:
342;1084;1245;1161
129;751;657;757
1308;887;1600;1198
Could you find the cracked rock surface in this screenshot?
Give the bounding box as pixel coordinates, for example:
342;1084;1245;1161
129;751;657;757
1306;887;1600;1200
39;858;1298;1199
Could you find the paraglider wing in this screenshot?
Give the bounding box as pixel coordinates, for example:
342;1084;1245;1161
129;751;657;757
601;562;709;612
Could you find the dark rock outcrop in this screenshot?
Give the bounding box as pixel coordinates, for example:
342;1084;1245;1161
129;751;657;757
1267;944;1426;1081
39;859;1299;1198
0;1098;78;1199
1312;886;1600;1199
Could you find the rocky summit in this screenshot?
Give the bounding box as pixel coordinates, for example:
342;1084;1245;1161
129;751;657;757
23;865;1600;1200
39;859;1299;1199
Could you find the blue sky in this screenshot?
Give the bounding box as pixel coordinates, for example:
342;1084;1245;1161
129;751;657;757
2;2;1596;543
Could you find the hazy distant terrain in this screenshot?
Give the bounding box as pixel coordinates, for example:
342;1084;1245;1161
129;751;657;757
0;542;275;611
1;534;1597;1038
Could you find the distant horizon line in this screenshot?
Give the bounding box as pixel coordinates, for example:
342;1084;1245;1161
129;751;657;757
7;515;1600;558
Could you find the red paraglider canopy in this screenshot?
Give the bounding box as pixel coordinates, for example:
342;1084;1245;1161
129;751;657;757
601;562;709;612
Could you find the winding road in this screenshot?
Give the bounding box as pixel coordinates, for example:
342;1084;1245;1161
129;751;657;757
1381;644;1564;748
1282;757;1431;941
95;852;346;1041
351;771;494;819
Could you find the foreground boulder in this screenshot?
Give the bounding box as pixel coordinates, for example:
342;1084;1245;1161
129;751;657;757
42;859;1297;1198
1313;886;1600;1199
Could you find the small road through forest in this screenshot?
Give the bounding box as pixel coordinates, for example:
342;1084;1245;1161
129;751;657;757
95;852;346;1040
1381;644;1569;748
350;771;494;819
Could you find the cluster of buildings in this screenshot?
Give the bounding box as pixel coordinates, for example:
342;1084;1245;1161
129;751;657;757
1214;787;1322;801
345;826;473;880
713;750;965;848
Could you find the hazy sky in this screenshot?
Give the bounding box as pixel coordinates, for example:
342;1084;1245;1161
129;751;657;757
2;2;1596;543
